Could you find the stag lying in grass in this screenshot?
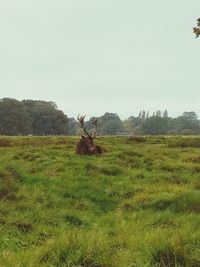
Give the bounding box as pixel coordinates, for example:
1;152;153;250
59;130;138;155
76;115;103;155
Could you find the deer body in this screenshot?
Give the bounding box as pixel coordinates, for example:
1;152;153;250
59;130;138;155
76;136;103;155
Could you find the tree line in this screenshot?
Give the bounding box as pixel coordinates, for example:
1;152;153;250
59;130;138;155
0;98;200;136
0;98;68;135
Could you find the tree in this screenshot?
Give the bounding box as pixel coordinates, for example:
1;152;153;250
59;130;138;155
193;18;200;38
103;120;123;135
182;111;198;122
67;118;78;135
141;110;146;119
155;110;162;117
173;111;200;134
123;120;135;134
163;110;168;118
141;116;170;135
138;111;142;119
22;100;68;135
0;98;31;135
99;113;123;135
32;104;67;135
128;115;142;128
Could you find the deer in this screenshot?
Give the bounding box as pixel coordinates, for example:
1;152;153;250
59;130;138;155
76;115;104;155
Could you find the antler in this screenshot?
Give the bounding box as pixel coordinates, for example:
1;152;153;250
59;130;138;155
77;115;91;137
91;117;102;138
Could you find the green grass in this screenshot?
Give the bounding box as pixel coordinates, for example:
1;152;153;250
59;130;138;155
0;135;200;266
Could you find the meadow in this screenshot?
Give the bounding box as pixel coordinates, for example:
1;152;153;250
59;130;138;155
0;136;200;266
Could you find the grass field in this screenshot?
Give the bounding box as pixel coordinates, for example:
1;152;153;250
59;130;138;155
0;136;200;267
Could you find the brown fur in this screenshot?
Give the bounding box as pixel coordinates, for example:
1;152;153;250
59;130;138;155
76;136;103;155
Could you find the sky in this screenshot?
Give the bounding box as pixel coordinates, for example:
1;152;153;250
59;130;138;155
0;0;200;119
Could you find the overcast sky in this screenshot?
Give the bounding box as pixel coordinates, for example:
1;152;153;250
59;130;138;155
0;0;200;119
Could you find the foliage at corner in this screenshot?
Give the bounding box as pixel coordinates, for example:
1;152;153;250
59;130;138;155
193;18;200;38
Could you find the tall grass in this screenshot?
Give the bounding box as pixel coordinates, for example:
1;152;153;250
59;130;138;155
0;136;200;266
